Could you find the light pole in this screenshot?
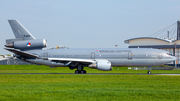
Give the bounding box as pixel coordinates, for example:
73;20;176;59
175;43;177;67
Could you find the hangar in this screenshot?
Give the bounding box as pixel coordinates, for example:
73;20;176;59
124;21;180;67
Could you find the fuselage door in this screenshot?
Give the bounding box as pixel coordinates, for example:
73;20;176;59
159;52;162;59
44;53;48;58
91;52;95;60
128;52;132;60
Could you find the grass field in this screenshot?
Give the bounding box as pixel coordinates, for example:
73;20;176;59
0;65;180;101
0;65;180;74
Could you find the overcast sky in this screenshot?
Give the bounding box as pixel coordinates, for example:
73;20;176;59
1;0;180;54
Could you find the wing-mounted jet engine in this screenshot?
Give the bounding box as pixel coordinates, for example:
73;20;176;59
89;60;112;71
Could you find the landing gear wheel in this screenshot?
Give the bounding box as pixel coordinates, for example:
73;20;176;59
75;70;80;74
75;70;86;74
83;70;86;74
80;70;86;74
80;70;84;74
147;71;151;74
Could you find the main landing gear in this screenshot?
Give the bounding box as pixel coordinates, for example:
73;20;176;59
75;70;86;74
75;64;86;74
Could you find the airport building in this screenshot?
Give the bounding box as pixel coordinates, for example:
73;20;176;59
124;21;180;67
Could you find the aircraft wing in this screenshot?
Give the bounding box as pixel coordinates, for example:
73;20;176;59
44;58;95;65
4;48;38;58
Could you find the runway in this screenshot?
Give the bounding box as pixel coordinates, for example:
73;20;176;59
0;73;180;75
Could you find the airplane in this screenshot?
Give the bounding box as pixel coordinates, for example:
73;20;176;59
4;20;176;74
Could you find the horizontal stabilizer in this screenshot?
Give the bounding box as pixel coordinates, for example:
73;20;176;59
4;48;38;58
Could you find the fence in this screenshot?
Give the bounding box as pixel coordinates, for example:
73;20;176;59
0;58;34;65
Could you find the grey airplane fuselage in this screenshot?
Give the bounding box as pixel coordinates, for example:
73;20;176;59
26;48;175;67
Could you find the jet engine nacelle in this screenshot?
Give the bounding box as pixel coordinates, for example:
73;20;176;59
89;60;112;71
5;39;47;50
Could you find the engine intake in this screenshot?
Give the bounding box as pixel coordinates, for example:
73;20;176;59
89;60;112;71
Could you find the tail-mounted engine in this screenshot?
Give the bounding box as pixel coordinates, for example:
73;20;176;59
5;39;47;50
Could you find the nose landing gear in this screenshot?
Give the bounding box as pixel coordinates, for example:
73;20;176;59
147;66;152;74
147;71;151;74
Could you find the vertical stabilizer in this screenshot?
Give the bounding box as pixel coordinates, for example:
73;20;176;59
8;20;36;40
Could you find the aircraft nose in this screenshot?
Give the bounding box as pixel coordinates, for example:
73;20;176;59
171;56;177;61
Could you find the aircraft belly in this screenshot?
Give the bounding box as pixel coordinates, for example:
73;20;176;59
156;59;174;65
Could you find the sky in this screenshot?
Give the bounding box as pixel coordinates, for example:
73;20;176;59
1;0;180;54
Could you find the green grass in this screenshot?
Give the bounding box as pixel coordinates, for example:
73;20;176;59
0;75;180;101
0;65;180;74
0;65;180;100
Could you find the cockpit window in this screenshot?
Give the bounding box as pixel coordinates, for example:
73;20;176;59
166;53;173;56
